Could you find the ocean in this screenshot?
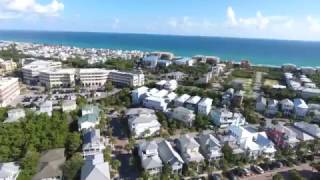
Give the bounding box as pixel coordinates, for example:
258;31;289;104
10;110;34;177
0;30;319;67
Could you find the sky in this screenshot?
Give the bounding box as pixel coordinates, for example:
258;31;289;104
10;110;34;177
0;0;320;41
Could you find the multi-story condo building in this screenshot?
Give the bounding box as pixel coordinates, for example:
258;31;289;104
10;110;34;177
0;77;20;107
78;68;110;88
39;68;76;88
109;70;145;87
22;60;62;85
0;59;17;74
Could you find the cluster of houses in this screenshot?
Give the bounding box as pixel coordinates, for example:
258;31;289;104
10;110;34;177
136;124;277;175
284;72;320;99
256;96;309;118
77;105;111;180
221;88;245;107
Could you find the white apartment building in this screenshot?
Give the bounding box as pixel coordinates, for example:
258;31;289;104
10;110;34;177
109;70;145;87
22;60;62;85
0;77;20;107
39;68;76;88
78;68;110;88
198;98;213;115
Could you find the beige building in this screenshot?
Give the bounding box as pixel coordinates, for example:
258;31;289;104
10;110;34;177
39;68;76;88
22;60;62;85
0;77;20;107
0;59;17;74
109;70;145;87
78;68;110;88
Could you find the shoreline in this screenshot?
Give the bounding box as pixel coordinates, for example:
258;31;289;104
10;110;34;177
1;38;319;69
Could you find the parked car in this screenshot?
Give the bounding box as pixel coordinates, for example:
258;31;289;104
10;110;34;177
210;174;222;180
259;163;270;171
271;161;283;169
251;165;264;174
227;172;238;180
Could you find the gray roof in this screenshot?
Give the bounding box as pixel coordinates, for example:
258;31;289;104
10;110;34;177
177;135;200;151
83;128;101;146
32;148;66;180
158;140;184;165
81;153;110;180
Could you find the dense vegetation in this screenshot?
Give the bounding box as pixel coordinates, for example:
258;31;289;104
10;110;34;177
0;44;27;62
261;86;297;99
65;57;135;71
310;73;320;87
231;69;255;79
0;110;82;180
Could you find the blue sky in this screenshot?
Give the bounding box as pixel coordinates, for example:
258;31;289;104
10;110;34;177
1;0;320;41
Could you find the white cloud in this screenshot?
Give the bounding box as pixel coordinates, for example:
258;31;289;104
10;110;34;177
226;6;294;30
227;6;237;26
307;16;320;32
112;18;120;29
0;0;64;18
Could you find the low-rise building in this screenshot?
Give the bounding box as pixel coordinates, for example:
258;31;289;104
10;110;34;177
197;98;213;115
126;108;161;138
197;133;223;161
81;153;111;180
62;100;77;112
171;107;196;127
82;128;105;157
256;96;267;113
0;162;20;180
138;141;163;175
32;148;66;180
266;99;279;116
294;122;320;138
232;90;244;107
267;124;300;148
280;99;294;115
211;108;246;128
4;108;25;123
143;96;168;112
174;94;191;107
39;100;53;117
131;86;149;105
0;77;20;107
294;98;309;118
158;140;184;174
176;135;204;167
185;96;201;112
229;126;276;159
78;105;100;131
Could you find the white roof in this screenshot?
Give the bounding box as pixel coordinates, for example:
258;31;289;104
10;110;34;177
186;96;201;105
175;94;191;103
198;98;213;106
156;80;167;86
294;98;308;109
0;77;18;91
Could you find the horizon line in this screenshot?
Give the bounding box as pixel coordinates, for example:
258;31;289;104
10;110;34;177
0;29;320;43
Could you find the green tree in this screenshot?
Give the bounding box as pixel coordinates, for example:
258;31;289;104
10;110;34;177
63;153;84;180
288;170;304;180
17;149;40;180
272;173;284;180
65;132;82;158
105;81;113;92
222;144;234;164
194;115;209;130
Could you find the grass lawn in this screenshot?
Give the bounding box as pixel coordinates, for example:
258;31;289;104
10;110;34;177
234;78;253;95
264;79;279;87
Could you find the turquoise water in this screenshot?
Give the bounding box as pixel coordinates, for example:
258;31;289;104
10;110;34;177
0;30;320;67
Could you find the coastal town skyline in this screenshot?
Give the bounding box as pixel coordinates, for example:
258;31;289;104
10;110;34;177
0;0;320;41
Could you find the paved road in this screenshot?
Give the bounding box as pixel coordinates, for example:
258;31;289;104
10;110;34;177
243;163;319;180
253;72;263;92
